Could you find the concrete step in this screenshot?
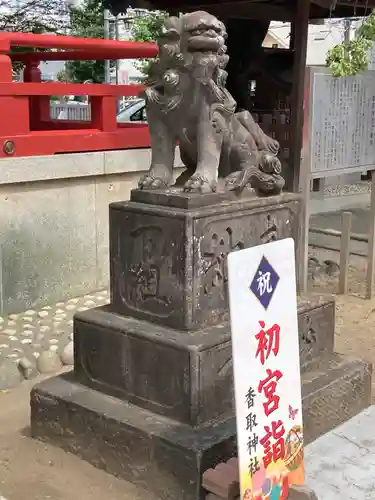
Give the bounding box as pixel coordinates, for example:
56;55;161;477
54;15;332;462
302;353;372;444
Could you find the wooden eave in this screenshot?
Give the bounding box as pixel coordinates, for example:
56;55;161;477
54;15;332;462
151;0;375;21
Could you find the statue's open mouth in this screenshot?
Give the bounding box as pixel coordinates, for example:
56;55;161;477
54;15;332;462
187;33;222;52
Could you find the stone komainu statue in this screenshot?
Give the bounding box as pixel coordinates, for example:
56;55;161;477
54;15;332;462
139;11;285;196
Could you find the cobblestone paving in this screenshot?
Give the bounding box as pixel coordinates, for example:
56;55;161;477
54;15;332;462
0;290;109;388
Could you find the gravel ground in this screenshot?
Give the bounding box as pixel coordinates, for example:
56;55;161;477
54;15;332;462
0;291;109;389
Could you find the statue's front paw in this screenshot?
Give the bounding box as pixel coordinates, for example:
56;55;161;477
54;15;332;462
183;174;216;193
138;174;170;190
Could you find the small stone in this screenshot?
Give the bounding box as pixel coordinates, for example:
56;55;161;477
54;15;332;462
38;311;49;318
8;314;18;321
8;336;18;341
0;344;9;349
6;353;18;359
60;341;74;365
66;304;77;311
32;352;40;359
54;313;67;320
7;320;16;326
40;325;50;332
21;330;33;337
37;350;62;374
42;306;52;310
3;329;16;335
68;332;74;341
77;307;88;312
49;345;58;352
84;300;96;307
18;357;38;380
55;309;65;315
84;295;95;299
21;338;32;344
67;320;73;326
22;316;33;321
68;298;79;305
324;259;340;277
24;310;36;316
0;316;4;324
0;359;23;389
49;339;59;345
56;303;64;307
12;348;22;353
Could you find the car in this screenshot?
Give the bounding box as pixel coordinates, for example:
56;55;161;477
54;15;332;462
116;98;147;123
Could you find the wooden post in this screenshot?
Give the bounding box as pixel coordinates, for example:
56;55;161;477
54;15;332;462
366;173;375;299
297;172;310;294
288;0;310;193
338;211;352;294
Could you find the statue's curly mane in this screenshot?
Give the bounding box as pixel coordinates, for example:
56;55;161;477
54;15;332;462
144;11;235;114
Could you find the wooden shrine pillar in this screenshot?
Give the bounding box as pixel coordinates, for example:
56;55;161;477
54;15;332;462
288;0;310;192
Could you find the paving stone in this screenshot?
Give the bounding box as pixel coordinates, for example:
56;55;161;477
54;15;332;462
37;351;62;374
18;357;38;380
3;329;16;335
60;341;74;366
0;290;108;386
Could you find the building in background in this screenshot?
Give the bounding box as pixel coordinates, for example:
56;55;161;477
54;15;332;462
265;19;359;66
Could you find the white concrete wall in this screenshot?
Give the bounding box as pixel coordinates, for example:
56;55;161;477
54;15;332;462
0;149;183;315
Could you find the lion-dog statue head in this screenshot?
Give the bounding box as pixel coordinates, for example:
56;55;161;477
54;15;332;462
144;11;232;112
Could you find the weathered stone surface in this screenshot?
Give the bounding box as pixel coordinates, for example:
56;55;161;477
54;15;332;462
73;296;335;425
18;356;37;380
298;295;335;372
31;353;370;500
288;485;318;500
302;353;372;444
0;359;22;389
60;341;74;366
31;374;237;500
74;306;232;425
37;350;62;374
109;191;301;330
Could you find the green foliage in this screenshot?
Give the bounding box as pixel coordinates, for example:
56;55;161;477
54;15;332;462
66;0;107;83
327;12;375;77
130;11;167;76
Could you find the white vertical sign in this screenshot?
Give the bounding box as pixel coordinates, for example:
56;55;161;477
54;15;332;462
227;238;304;500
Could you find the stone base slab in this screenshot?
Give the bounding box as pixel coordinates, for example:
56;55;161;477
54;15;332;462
73;295;335;426
31;373;237;500
302;353;372;443
30;353;371;500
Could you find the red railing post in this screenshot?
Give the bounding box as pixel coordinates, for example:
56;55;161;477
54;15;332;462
91;95;117;132
0;32;158;157
24;60;50;129
0;38;29;146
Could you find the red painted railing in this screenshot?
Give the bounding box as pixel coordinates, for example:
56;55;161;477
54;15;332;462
0;32;158;158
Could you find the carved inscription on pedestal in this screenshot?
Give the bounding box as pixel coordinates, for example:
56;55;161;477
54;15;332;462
110;208;186;327
201;228;244;295
127;225;172;308
194;205;298;327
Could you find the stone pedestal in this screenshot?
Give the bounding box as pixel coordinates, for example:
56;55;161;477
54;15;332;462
30;189;372;500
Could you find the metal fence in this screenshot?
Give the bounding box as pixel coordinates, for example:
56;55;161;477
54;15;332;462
50;102;91;121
